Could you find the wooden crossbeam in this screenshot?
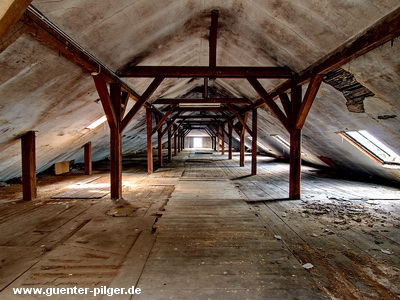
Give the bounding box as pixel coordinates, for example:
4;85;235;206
153;98;251;104
121;77;164;131
152;104;177;136
118;66;294;78
247;78;290;132
295;75;323;129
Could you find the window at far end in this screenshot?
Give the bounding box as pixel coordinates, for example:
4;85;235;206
338;130;400;169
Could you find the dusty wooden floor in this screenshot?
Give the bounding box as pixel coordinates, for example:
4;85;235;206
0;149;399;299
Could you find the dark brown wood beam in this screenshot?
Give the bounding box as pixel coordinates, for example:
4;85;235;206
239;113;248;167
151;104;177;136
21;131;36;200
121;77;164;131
269;7;400;99
228;124;233;160
247;77;290;132
118;66;294;78
209;9;219;68
92;73;117;129
289;85;302;200
219;111;241;136
109;83;122;200
153;98;251;105
83;142;92;175
251;108;257;175
295;75;323;129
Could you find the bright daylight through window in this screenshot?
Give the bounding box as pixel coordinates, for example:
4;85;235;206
338;130;400;168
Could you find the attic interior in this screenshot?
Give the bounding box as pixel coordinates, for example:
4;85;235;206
1;1;400;299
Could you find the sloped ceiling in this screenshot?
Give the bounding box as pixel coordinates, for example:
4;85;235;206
0;0;399;182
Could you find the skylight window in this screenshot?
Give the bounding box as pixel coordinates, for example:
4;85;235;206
86;115;107;129
271;134;290;148
338;130;400;168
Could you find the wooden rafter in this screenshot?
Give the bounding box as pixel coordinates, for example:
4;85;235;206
118;66;294;78
279;93;292;118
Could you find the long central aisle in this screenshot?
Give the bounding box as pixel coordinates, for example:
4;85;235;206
134;174;323;299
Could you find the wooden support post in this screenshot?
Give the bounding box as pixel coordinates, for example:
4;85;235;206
228;124;233;160
178;131;181;152
168;128;172;162
217;126;220;152
21;131;36;200
251;108;257;175
146;107;153;174
240;113;248;167
221;124;225;155
84;142;92;175
110;83;122;200
156;114;163;168
173;125;177;156
289;85;302;200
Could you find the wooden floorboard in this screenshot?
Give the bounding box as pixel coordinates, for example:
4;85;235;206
0;149;399;299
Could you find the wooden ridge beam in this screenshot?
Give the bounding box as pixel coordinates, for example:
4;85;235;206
247;78;290;132
118;66;294;78
295;75;323;129
121;77;164;131
269;7;400;99
153;98;251;105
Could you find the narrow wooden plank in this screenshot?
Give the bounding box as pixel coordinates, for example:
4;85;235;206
21;131;36;200
92;73;117;129
110;84;122;199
